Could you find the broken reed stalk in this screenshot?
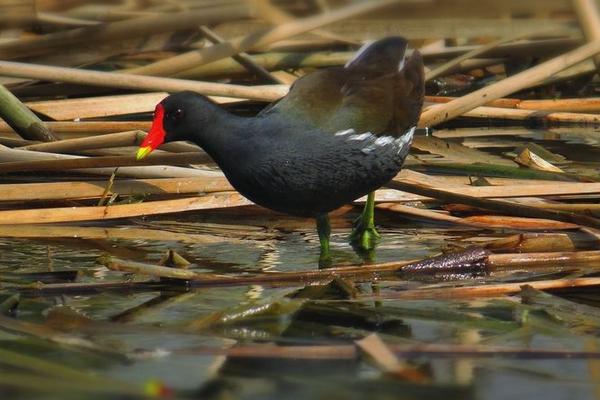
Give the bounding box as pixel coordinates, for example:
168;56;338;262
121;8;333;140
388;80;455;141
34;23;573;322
488;250;600;269
0;84;57;142
32;131;193;153
7;168;600;203
376;202;484;227
455;215;578;230
421;37;580;60
25;92;168;121
425;32;532;81
411;136;515;166
0;121;151;134
419;39;600;127
99;256;224;281
198;25;282;84
461;106;600;124
35;11;99;27
483;231;600;253
0;145;216;179
0;151;211;173
20;130;146;152
426;96;600;113
572;0;600;68
175;51;354;79
532;203;600;211
0;5;250;59
0;192;250;225
395;179;600;199
128;0;397;76
177;53;497;80
376;203;579;230
0;137;32;147
0;176;232;201
254;0;358;46
386;179;600;229
412;162;585;182
0;61;289;102
24;92;240;121
0;224;239;245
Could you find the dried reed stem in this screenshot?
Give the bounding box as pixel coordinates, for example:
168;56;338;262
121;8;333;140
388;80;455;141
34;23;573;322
419;39;600;127
128;0;397;76
0;60;289;101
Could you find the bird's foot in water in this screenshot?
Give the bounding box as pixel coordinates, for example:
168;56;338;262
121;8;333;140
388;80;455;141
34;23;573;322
318;251;333;268
350;216;380;251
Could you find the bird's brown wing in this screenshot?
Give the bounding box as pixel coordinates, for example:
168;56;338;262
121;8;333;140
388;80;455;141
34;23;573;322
259;37;424;137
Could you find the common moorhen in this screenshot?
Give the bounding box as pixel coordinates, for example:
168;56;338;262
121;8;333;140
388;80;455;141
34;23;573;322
137;36;424;263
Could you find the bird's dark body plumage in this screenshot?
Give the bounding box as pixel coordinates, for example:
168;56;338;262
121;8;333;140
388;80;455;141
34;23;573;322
145;36;424;218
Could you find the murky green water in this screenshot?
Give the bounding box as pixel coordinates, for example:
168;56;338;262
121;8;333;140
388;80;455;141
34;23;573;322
3;127;600;399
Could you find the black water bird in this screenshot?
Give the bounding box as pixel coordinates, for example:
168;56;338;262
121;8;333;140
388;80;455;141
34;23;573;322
137;36;425;263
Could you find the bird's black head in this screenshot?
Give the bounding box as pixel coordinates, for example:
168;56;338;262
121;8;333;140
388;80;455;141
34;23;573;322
137;91;218;160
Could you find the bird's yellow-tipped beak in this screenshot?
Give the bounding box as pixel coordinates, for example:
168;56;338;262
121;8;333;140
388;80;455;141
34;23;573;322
136;146;153;160
136;103;166;161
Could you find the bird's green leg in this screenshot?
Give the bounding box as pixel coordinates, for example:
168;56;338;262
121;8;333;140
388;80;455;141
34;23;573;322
350;191;380;251
316;214;332;267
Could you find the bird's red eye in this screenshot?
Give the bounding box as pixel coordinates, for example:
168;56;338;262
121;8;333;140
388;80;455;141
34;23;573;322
171;108;184;120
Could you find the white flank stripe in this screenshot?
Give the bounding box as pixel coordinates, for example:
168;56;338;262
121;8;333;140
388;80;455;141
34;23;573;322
348;132;372;141
395;126;416;153
397;56;406;72
374;136;394;146
334;128;355;136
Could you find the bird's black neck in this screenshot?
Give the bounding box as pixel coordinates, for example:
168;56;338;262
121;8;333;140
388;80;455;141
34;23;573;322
187;105;249;168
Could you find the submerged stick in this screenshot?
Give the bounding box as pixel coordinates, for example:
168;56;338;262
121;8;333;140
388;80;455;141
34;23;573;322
376;277;600;300
78;249;600;292
177;342;600;360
